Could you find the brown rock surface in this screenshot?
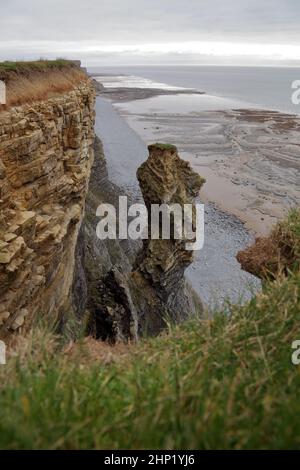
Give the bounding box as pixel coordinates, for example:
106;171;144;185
136;143;205;295
130;144;204;336
0;78;95;339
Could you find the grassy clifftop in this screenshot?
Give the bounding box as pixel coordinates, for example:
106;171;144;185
0;210;299;449
0;59;77;76
0;59;88;109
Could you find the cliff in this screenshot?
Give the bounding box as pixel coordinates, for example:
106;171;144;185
0;64;95;339
0;62;202;342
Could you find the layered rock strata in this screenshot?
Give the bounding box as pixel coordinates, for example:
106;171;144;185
0;79;95;339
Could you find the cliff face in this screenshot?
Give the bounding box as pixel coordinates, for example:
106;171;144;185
0;78;95;339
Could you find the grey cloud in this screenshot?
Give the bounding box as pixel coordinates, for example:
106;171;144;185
0;0;299;63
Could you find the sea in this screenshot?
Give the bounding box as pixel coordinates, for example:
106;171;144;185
88;65;300;115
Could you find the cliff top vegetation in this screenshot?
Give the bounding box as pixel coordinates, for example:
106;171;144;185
148;143;178;152
0;59;77;76
0;59;89;110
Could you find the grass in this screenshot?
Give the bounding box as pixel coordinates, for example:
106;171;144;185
0;59;75;75
148;143;178;152
0;210;299;450
275;208;300;264
0;59;88;109
238;207;300;279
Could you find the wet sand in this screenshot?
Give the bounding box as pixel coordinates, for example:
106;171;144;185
98;86;204;102
114;96;300;236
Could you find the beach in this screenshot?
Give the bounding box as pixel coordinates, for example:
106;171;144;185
91;68;299;306
118;103;300;235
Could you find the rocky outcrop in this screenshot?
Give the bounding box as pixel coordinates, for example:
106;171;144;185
78;142;204;341
0;77;95;339
129;144;204;336
136;143;204;294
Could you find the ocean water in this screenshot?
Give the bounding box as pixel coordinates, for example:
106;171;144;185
89;65;300;114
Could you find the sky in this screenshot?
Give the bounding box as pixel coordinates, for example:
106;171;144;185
1;0;300;66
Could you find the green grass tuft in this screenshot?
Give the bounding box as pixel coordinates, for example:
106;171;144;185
276;207;300;264
148;143;178;152
0;59;76;74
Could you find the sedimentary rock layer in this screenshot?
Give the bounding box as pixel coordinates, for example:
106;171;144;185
0;77;95;339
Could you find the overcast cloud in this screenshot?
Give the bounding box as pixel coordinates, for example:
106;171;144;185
1;0;300;65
